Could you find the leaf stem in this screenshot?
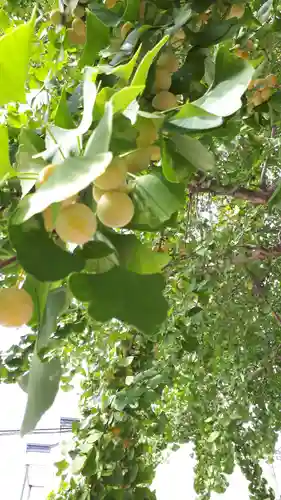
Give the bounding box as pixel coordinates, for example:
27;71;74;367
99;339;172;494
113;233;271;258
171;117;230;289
46;126;66;161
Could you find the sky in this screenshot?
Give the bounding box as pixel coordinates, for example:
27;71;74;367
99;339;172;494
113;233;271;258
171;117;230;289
0;326;281;499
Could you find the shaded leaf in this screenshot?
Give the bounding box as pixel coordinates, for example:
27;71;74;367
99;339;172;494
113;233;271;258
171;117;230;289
37;287;69;352
76;239;114;260
124;0;140;22
54;88;74;129
160;138;179;183
80;11;110;68
107;233;170;274
88;2;121;26
0;125;14;181
171;134;215;172
130;172;185;229
9;216;85;281
69;267;168;334
21;356;61;435
23;275;49;327
268;182;281;210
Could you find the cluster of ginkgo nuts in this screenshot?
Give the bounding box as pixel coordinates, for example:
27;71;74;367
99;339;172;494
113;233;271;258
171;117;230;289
50;0;88;45
248;74;277;107
40;120;161;243
38;162;126;245
151;38;183;111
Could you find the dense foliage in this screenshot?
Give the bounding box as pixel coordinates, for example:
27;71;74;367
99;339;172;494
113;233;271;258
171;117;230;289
1;0;281;498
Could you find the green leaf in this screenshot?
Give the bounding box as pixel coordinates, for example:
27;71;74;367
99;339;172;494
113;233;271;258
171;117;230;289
80;11;110;68
169;4;192;32
111;86;144;114
23;275;49;327
20;286;69;435
42;67;98;163
208;430;220;443
107;233;170;274
160;138;179;183
0;125;14;181
54;88;74;129
84;102;113;158
268;182;281;210
69;267;168;334
193;46;254;117
170;134;215;172
37;287;69;352
76;239;114;260
13;153;112;224
88;3;121;26
21;355;61;435
131;35;169;87
0;9;35;105
9;216;85;281
169;102;223;130
130;172;185;228
190;19;238;48
97;45;142;82
124;0;140;22
16;129;45;197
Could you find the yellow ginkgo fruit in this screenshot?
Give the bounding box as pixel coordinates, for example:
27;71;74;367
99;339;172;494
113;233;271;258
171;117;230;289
157;50;179;73
226;4;245;19
149;145;161;162
55;203;97;245
50;9;62;25
97;191;134;228
154;68;172;92
0;288;33;327
105;0;118;8
73;5;85;18
94;157;127;191
72;17;86;36
152;91;178;111
125;149;151;173
67;28;86;45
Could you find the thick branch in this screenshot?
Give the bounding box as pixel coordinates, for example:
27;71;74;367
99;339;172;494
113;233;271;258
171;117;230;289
189;181;274;205
0;256;17;269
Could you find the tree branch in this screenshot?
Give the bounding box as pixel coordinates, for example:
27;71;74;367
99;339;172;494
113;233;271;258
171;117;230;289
189;180;274;205
233;244;281;264
0;256;17;269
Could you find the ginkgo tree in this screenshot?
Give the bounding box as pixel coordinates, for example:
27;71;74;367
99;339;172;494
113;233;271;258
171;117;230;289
1;0;281;498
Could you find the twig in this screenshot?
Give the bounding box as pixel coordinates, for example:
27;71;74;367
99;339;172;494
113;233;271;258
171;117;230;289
0;256;17;269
